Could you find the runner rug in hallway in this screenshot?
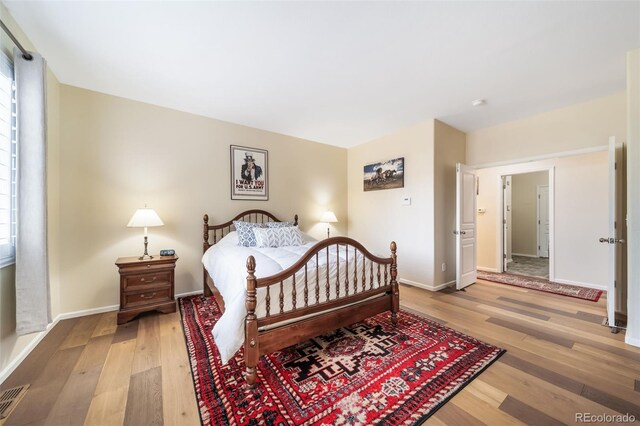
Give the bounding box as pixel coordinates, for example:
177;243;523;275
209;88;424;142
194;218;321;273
477;270;603;302
179;295;505;425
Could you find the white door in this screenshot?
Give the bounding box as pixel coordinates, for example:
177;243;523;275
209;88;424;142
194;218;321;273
537;185;550;258
456;163;477;290
502;176;512;271
600;137;625;331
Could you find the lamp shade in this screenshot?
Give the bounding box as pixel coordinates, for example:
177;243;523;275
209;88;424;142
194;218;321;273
320;211;338;223
127;208;164;228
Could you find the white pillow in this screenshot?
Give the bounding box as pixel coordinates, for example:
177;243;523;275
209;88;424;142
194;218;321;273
253;226;304;248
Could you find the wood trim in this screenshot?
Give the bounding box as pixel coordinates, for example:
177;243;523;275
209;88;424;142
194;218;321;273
206;210;298;232
256;237;393;287
257;287;391;327
257;295;393;355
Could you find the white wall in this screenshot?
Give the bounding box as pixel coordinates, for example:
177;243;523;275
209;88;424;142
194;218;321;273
476;152;608;288
511;171;548;256
467;92;626;166
433;120;466;287
348;120;435;288
468;90;625;290
626;49;640;347
58;85;348;315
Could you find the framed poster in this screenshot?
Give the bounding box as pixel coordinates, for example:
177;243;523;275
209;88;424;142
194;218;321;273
363;157;404;192
230;145;269;200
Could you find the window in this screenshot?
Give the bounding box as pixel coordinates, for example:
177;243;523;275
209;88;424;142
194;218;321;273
0;52;16;267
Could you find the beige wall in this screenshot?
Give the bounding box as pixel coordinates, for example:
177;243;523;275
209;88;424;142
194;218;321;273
626;49;640;347
58;85;347;313
476;151;608;287
348;120;435;288
433;120;466;287
467;92;626;166
511;171;548;256
0;4;61;376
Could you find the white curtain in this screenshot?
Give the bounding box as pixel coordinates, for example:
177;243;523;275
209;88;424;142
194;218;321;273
14;48;50;335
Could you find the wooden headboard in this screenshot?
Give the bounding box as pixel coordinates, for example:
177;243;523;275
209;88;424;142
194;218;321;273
202;209;299;252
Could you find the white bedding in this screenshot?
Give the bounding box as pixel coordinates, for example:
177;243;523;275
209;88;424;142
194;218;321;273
202;231;385;363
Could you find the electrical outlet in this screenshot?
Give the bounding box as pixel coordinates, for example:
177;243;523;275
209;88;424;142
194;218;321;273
441;263;446;272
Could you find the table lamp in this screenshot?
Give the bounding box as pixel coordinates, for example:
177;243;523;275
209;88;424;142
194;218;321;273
127;207;164;260
320;211;338;238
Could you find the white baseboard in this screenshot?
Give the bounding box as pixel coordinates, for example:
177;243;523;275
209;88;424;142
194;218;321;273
433;280;456;291
553;278;606;291
0;288;204;385
57;304;119;321
177;289;203;297
0;322;57;385
477;266;499;273
625;334;640;348
512;253;539;258
400;278;454;292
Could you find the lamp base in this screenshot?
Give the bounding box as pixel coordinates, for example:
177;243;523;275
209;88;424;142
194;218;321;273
138;236;153;260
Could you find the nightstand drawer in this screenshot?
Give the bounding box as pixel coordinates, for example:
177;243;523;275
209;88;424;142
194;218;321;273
124;287;172;307
124;272;172;290
119;262;174;274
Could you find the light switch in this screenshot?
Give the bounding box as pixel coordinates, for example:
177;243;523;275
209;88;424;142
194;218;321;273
402;197;411;206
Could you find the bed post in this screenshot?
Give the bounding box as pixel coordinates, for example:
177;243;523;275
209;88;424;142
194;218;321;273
244;255;259;387
390;241;399;326
203;214;212;297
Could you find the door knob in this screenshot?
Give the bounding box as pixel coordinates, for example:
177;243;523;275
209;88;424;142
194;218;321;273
599;237;626;244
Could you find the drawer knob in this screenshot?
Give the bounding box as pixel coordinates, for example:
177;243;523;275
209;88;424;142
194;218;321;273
146;264;151;268
140;292;157;299
140;276;157;283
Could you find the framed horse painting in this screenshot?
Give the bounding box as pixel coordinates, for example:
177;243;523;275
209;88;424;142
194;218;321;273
363;157;404;192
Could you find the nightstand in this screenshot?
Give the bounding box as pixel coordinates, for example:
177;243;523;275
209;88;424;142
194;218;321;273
115;254;178;324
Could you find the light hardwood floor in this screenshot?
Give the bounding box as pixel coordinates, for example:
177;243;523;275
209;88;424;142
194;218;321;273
1;280;639;425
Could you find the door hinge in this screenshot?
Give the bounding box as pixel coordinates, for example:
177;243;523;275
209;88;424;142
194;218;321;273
614;280;617;288
615;162;617;170
503;219;507;224
538;220;540;224
614;221;617;229
538;245;540;250
503;254;507;259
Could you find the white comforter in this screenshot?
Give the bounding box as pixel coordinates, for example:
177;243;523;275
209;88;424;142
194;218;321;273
202;232;384;363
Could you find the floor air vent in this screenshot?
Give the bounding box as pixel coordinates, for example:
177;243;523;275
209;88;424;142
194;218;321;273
0;385;29;421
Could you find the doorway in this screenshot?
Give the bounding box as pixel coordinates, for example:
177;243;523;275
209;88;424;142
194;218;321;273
499;168;554;280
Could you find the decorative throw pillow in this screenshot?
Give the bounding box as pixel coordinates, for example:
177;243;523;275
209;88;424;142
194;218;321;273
233;221;266;247
253;226;304;248
266;221;294;228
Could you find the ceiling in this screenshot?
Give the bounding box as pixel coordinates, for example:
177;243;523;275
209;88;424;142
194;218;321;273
4;1;639;148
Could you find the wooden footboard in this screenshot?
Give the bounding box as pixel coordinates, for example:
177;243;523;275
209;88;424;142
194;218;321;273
243;237;398;386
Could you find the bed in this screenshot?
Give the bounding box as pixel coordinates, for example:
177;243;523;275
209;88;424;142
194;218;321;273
202;209;399;387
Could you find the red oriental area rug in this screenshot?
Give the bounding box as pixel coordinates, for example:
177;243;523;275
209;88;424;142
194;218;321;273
179;295;505;425
477;270;603;302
